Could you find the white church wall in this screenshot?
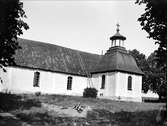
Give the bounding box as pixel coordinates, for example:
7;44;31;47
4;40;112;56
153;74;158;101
142;90;159;99
92;72;117;97
92;72;142;102
1;67;88;96
92;73;108;96
116;72;142;102
107;72;117;96
0;66;142;102
91;74;100;89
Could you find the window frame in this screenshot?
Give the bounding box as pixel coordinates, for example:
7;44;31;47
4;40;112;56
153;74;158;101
67;76;72;90
101;75;105;89
33;71;40;87
127;76;132;91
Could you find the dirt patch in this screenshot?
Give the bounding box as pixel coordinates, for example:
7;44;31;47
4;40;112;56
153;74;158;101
42;103;92;117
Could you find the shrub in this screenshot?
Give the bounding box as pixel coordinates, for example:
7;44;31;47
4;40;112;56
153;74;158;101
35;91;41;96
83;87;98;98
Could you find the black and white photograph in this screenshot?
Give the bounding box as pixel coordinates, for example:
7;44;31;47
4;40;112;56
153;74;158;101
0;0;167;125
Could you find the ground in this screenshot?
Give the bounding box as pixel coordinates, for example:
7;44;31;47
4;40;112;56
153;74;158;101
0;93;166;126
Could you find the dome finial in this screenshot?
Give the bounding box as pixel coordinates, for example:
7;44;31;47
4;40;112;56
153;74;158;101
116;23;120;32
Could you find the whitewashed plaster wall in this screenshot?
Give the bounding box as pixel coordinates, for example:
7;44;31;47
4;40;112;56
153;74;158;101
142;90;159;99
92;72;117;97
1;67;88;96
92;72;142;102
0;67;142;102
116;72;142;102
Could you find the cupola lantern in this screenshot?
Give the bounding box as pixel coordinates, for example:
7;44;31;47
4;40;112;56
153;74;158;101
110;24;126;47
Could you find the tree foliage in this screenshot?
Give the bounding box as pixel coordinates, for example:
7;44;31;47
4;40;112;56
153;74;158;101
129;49;150;93
0;0;29;72
147;52;166;99
135;0;167;78
136;0;167;100
129;49;166;98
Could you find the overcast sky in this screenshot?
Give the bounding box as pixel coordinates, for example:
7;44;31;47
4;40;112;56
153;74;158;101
21;0;158;57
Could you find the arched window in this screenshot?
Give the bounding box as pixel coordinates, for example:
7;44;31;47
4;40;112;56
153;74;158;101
101;75;105;89
127;76;132;90
67;76;72;90
33;71;40;87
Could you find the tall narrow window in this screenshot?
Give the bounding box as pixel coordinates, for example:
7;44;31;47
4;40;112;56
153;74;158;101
33;72;40;87
127;76;132;90
67;76;72;90
101;75;105;89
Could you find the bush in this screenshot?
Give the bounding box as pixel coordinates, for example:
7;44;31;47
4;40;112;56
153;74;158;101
83;87;98;98
35;91;41;96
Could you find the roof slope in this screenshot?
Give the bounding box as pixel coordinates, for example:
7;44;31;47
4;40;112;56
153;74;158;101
13;38;143;76
92;46;143;75
14;38;101;76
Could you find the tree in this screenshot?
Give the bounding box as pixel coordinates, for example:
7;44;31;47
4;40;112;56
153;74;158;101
129;49;150;93
135;0;167;82
0;0;29;73
147;52;166;100
129;49;166;98
136;0;167;100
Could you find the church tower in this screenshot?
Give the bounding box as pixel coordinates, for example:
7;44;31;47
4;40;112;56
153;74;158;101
91;24;143;102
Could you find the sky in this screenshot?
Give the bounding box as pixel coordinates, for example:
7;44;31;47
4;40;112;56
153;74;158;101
21;0;158;57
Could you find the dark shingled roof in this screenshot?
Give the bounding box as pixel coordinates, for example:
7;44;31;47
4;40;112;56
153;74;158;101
92;46;143;75
13;38;143;76
14;38;100;76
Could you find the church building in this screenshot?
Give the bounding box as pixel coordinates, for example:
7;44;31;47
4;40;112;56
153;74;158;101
0;25;143;102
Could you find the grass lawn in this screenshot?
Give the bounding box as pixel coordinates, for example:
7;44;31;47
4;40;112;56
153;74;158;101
0;93;166;126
